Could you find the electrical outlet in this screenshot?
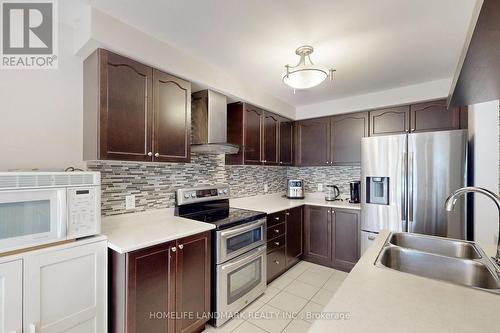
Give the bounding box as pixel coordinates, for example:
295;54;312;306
318;183;323;192
125;195;135;210
264;184;269;193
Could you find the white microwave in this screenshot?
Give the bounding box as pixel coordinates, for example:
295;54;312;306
0;172;101;253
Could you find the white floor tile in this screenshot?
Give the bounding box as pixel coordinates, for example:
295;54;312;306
307;263;335;275
310;288;335;306
232;321;268;333
283;262;309;278
258;285;281;303
282;319;312;333
267;290;308;313
297;301;324;323
203;317;244;333
269;275;294;290
330;269;349;281
295;269;330;287
237;300;265;320
283;280;320;300
323;276;344;292
247;304;293;333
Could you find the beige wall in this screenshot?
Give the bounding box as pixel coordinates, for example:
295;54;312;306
0;24;84;171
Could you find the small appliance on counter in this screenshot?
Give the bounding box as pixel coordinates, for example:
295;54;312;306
287;179;304;199
349;181;361;203
325;185;341;201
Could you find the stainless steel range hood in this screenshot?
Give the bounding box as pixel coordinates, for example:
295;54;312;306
191;90;239;154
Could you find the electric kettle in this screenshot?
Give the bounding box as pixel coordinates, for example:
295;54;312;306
325;185;340;201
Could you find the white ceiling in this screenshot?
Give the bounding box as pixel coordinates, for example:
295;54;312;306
82;0;477;107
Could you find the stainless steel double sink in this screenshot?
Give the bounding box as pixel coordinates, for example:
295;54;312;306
375;233;500;294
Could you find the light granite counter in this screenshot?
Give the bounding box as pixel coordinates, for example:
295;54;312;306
309;230;500;333
230;192;360;214
102;209;214;253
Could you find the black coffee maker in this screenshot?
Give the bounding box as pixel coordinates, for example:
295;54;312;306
349;181;361;203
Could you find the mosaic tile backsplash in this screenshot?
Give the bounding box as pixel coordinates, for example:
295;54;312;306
87;154;360;216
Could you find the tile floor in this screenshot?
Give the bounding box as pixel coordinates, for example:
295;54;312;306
203;261;348;333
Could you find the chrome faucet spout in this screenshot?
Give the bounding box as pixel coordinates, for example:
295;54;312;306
445;186;500;266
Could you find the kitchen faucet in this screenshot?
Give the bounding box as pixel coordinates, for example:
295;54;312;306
445;186;500;266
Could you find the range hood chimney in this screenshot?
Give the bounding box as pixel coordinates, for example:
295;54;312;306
191;90;239;154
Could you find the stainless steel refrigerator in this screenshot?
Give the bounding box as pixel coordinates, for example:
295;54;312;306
360;130;468;252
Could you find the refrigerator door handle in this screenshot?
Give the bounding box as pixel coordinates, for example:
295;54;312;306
401;151;408;232
408;151;414;225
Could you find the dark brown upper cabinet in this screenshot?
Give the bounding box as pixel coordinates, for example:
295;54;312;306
109;232;211;333
226;102;288;166
330;112;368;165
279;119;294;166
153;70;191;163
83;49;191;163
263;113;279;165
369;106;410;136
410;100;463;133
295;117;330;166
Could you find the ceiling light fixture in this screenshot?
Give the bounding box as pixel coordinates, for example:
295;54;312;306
282;45;335;91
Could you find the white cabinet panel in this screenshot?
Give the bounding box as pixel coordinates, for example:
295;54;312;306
24;240;107;333
0;260;22;333
360;230;378;256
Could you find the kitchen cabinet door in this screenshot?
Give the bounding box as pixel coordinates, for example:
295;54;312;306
95;49;153;161
286;206;303;268
125;242;176;333
330;112;369;165
410;100;462;132
175;232;211;333
369;106;410;136
267;247;286;283
279;119;294;166
303;205;332;266
24;240;107;333
296;118;330;166
244;105;263;164
153;69;191;162
0;260;22;333
263;112;279;165
332;209;360;272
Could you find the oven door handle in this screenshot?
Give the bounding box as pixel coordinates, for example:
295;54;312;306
221;245;266;271
219;219;265;238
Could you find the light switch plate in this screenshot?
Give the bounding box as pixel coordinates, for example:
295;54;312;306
125;195;135;210
264;184;269;193
318;183;323;192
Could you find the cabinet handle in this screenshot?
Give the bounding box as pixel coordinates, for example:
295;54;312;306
178;244;184;249
154;152;160;158
332;210;335;215
327;210;331;213
274;217;280;221
285;212;290;216
368;235;376;241
171;246;177;252
274;242;280;246
147;152;153;157
274;260;280;265
274;229;280;233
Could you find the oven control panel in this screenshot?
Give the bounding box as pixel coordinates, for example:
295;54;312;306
176;185;230;205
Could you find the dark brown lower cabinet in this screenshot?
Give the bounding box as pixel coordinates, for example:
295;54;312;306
109;232;210;333
266;206;303;283
285;206;303;268
303;205;360;272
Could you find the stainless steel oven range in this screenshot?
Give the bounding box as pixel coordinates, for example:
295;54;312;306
175;184;267;327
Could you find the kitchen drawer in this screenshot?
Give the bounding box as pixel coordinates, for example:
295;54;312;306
267;211;286;228
267;235;285;252
267;247;286;283
267;222;286;240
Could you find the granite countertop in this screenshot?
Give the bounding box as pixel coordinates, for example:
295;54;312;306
309;230;500;333
230;192;361;214
101;209;215;253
